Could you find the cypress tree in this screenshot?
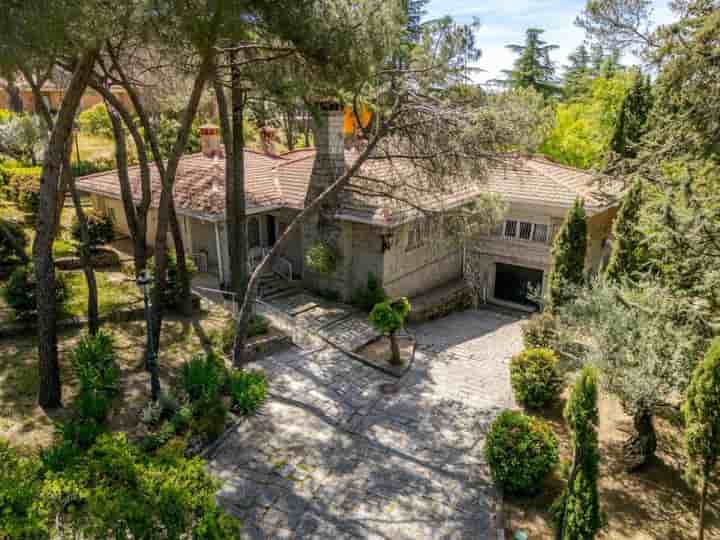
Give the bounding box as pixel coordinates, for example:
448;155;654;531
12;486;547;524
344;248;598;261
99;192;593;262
548;198;588;310
604;178;645;283
684;338;720;540
555;365;603;540
610;70;652;159
563;44;591;98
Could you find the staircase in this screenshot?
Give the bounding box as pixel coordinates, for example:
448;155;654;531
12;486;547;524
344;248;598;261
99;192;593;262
257;273;296;299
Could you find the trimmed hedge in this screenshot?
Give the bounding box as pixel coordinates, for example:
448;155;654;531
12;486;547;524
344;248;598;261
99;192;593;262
485;410;559;495
510;348;562;409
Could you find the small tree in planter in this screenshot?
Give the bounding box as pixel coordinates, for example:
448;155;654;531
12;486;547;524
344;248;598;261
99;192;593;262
369;297;411;366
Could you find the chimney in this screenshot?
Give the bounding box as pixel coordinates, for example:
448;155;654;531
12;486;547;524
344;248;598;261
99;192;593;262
305;99;345;205
200;124;222;157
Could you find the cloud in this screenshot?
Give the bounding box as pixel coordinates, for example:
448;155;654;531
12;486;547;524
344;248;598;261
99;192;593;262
424;0;675;82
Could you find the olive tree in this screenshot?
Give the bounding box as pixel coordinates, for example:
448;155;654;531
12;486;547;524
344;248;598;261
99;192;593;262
369;298;411;365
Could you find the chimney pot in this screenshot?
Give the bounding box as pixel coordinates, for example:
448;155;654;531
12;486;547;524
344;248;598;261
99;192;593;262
200;123;222;157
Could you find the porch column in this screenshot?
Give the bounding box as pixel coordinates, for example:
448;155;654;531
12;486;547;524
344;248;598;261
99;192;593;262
214;221;225;285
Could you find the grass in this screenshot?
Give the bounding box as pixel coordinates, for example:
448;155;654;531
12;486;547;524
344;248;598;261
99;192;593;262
503;388;720;540
61;270;144;319
72;133;116;162
0;307;232;449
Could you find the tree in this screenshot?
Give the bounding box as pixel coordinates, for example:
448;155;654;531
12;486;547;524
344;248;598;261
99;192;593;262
501;28;560;97
604;178;645;282
684;338;720;540
608;69;652;160
563;44;592;98
370;298;411;365
554;365;603;540
547;198;588;310
0;114;46;165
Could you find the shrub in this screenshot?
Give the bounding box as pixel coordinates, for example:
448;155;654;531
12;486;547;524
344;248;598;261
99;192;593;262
214;315;269;355
351;272;388;311
70;331;118;424
485;410;559;495
0;165;41;201
17;186;39;220
180;352;227;402
71;210;115;250
2;265;67;319
229;370;269;415
149;251;197;311
510;348;562;408
192;395;228;443
171;405;193;433
78;103;112;137
0;439;47;539
0;218;28;265
522;310;558;349
305;241;339;275
71;158;117;177
369;297;411;365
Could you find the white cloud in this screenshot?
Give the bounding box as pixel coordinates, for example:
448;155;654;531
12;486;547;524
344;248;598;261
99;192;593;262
425;0;675;82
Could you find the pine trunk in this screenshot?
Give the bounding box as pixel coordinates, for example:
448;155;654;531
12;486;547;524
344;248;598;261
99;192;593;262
389;332;401;365
169;199;192;316
33;49;97;408
623;408;657;470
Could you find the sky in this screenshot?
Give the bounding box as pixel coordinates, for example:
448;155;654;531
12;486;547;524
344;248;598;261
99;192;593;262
424;0;676;82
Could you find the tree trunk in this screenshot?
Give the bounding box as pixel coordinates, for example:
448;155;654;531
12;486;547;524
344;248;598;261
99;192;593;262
33;49;97;409
66;157;99;335
169;198;192;316
232;113;394;365
698;470;709;540
623;408;657;470
389;332;401;365
285;109;295;151
228;53;248;300
5;78;23;113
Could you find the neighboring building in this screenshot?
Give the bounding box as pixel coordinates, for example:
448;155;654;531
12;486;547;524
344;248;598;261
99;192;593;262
76;106;619;310
0;79;132;114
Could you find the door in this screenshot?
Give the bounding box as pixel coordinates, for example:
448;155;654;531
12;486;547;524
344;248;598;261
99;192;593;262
266;214;277;246
494;263;543;308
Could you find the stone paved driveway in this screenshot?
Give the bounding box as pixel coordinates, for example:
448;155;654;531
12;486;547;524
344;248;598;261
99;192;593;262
209;308;523;539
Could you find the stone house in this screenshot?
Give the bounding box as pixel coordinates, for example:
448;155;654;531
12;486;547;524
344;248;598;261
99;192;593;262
76;105;619;311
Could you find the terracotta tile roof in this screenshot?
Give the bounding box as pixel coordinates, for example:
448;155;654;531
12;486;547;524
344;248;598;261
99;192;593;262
76;147;619;224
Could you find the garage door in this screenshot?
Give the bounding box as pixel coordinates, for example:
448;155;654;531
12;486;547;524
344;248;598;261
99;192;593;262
494;263;543;308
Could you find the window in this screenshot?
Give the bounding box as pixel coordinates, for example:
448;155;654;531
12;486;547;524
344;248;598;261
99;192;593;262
499;219;549;244
504;220;517;238
406;219;430;251
532;224;548;243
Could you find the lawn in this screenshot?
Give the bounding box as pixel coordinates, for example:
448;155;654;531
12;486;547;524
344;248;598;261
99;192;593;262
0;307;231;450
504;388;720;540
72;132;116;162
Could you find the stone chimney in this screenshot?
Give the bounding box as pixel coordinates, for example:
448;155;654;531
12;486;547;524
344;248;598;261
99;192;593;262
199;124;222;158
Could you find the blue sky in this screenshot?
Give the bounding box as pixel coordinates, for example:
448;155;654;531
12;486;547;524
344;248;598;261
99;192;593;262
424;0;676;82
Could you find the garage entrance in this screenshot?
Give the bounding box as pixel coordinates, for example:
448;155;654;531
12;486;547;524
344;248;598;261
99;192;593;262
494;263;543;309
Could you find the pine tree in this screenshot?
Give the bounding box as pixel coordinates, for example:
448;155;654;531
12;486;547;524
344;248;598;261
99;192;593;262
548;198;588;310
604;178;645;282
684;338;720;540
563;44;591;98
501;28;560;97
554;365;603;540
610;70;652;159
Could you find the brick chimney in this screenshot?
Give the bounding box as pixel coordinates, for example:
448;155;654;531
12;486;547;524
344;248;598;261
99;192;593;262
199;124;222;158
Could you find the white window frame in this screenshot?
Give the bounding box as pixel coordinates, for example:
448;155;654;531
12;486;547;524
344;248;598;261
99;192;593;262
501;219;550;244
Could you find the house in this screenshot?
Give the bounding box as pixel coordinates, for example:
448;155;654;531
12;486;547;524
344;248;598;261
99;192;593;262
75;104;619;310
0;78;132;114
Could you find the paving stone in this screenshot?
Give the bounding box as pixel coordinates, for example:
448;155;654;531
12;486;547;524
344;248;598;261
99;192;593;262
318;316;381;351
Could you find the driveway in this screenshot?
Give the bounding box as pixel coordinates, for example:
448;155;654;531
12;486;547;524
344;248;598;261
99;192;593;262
209;308;524;539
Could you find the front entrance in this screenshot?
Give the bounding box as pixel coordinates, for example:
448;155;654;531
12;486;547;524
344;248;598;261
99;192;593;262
494;263;543;309
266;215;277;246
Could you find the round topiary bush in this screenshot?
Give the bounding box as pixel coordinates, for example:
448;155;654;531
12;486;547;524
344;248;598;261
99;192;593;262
510;348;562;408
484;410;559;495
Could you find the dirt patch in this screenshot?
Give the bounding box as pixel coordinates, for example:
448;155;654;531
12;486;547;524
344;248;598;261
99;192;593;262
503;390;720;539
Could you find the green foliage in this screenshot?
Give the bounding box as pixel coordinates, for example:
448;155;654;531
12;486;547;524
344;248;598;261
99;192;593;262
155;115;201;158
0;164;41;201
17;186;39;219
71;158;118;177
604;178;646;282
563;44;592;98
684;338;720;483
521;310;558;349
547;199;588;310
149;250;197;311
541;72;634;168
500;28;560;97
10;433;241;539
369;297;411;336
2;265;67;319
554;365;603;539
609;70;652;159
0;113;46;165
192;395;228;443
78;103;113;138
484;410;559;495
0;218;28;265
229;370;269;415
351;273;388;311
181;351;228;402
305;241;339;275
0;439;47;539
214;315;269;355
510;348;562;408
71;210;115;250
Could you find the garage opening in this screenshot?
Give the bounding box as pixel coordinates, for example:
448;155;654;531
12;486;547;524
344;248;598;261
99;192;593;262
494;263;543;309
